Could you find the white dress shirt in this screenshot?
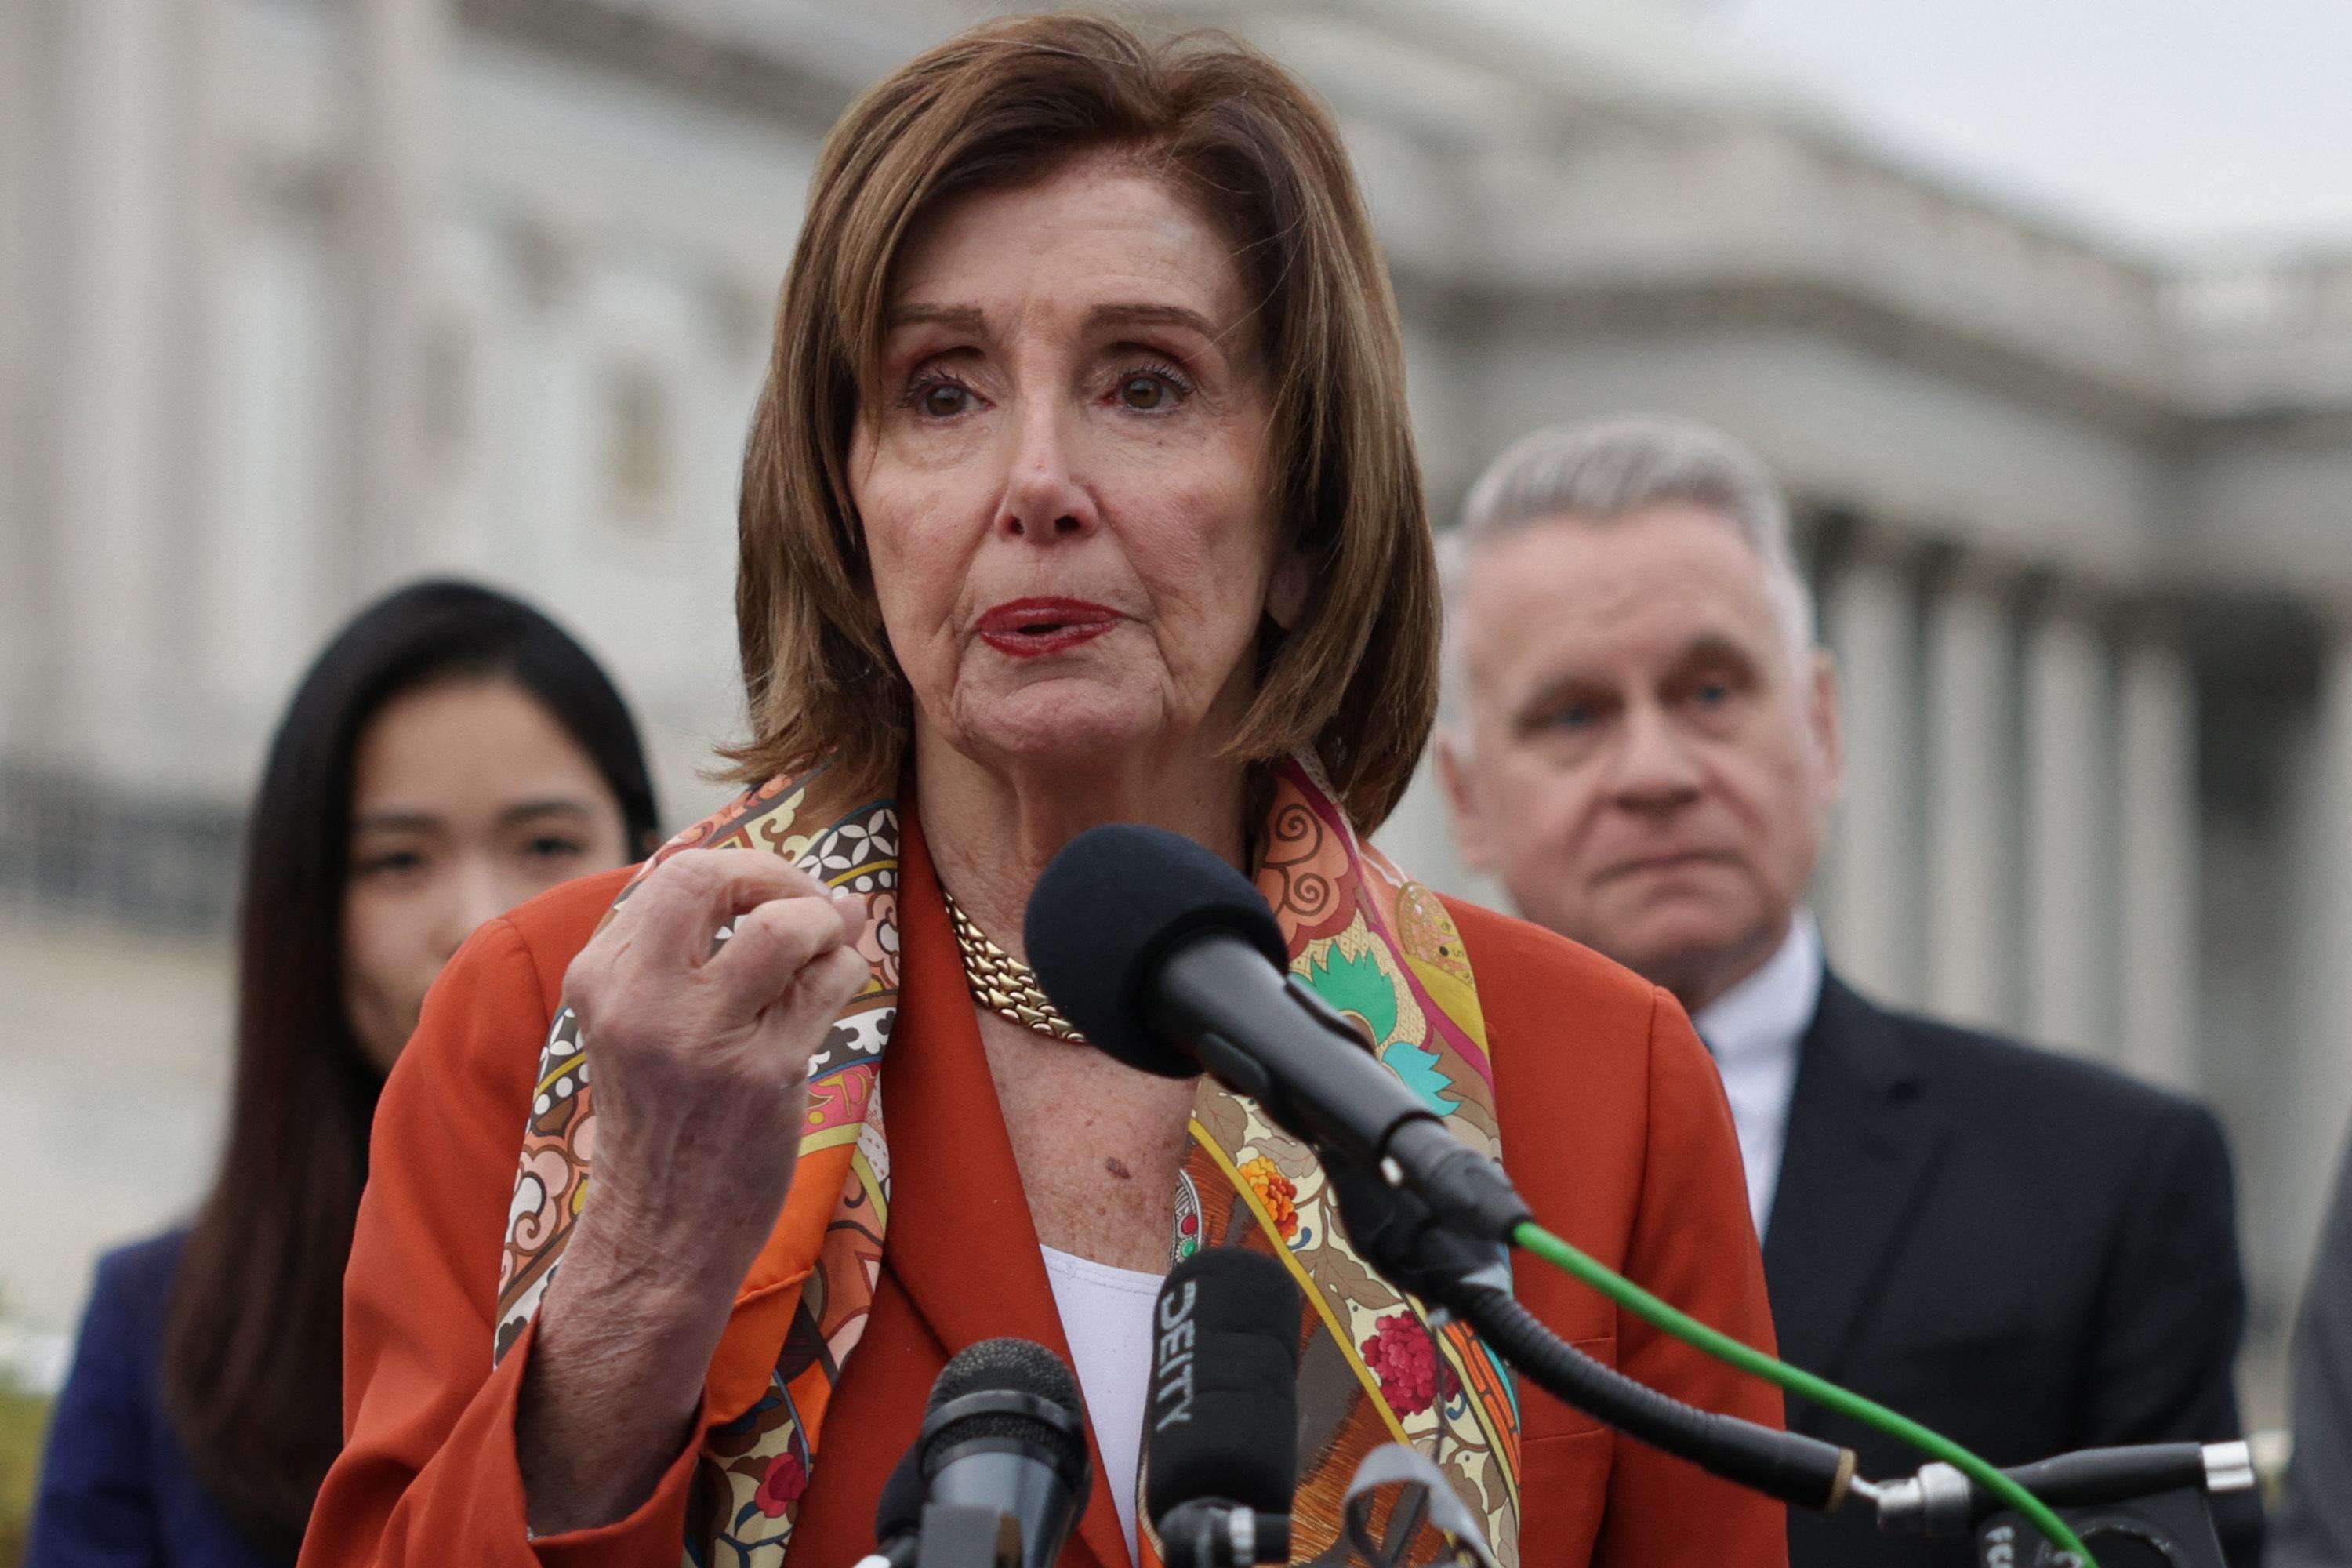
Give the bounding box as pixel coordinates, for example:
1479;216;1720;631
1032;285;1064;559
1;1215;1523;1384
1690;910;1823;1236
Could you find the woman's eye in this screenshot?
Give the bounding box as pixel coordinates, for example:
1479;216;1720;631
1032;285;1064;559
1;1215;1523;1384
524;836;586;862
357;848;426;880
1119;374;1172;411
1546;706;1592;731
1112;359;1192;412
917;381;972;419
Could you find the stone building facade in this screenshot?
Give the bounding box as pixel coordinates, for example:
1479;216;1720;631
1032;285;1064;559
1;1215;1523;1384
6;0;2352;1415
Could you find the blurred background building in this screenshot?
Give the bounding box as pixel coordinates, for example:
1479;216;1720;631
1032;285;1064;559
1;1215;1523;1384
5;0;2352;1439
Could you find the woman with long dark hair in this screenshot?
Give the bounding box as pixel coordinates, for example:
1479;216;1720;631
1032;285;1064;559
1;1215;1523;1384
30;580;661;1566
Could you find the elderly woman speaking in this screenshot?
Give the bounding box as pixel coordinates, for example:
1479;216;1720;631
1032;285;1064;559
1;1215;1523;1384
303;16;1781;1568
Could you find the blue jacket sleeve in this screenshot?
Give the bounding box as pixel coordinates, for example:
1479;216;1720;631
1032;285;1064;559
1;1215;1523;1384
28;1243;167;1568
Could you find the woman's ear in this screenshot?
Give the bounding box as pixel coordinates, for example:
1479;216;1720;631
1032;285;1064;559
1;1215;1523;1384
1266;545;1312;631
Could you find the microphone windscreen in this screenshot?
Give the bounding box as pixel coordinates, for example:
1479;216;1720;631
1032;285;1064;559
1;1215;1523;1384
922;1337;1091;1486
1025;823;1289;1078
1144;1247;1304;1525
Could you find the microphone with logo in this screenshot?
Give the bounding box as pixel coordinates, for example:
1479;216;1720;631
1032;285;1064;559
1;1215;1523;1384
862;1338;1094;1568
1144;1247;1303;1568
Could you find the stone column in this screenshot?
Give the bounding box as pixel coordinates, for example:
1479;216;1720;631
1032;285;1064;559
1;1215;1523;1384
22;0;230;785
0;0;51;760
2288;624;2352;1301
1818;538;1922;1007
1921;561;2018;1033
2114;626;2201;1091
154;0;231;775
2020;593;2114;1059
43;0;177;782
344;0;445;595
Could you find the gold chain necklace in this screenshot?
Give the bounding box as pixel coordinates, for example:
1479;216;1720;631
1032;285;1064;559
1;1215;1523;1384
940;885;1085;1043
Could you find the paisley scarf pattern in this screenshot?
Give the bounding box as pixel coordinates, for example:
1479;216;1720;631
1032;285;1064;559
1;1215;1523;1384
492;756;1521;1566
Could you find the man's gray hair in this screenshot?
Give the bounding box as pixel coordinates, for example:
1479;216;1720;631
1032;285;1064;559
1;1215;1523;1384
1442;418;1817;723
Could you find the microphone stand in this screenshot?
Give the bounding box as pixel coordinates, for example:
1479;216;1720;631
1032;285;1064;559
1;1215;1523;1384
1322;1152;1856;1515
1324;1152;2251;1568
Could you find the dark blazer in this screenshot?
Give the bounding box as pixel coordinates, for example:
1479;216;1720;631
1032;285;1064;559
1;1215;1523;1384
29;1230;290;1568
1766;972;2256;1568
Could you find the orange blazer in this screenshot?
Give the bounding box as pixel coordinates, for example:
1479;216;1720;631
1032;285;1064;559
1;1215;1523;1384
299;817;1787;1568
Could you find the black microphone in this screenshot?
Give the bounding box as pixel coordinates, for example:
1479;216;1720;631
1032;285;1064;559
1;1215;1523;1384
1025;823;1531;1240
869;1338;1094;1568
1145;1247;1302;1568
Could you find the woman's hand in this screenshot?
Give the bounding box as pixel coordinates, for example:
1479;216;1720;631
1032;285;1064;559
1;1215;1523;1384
562;848;869;1277
517;849;869;1535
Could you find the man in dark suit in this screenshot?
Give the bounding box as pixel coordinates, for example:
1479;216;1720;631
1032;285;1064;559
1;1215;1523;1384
1437;416;2253;1568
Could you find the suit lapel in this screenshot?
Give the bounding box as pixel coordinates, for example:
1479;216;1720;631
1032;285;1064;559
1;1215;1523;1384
885;811;1133;1568
1762;971;1944;1416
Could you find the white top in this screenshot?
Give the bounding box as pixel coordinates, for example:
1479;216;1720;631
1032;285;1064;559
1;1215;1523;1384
1689;910;1824;1236
1040;1245;1164;1567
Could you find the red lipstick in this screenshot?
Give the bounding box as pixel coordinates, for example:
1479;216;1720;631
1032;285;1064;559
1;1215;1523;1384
976;597;1120;658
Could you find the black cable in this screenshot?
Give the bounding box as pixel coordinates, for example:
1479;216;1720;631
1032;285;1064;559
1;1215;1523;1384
1452;1285;1853;1513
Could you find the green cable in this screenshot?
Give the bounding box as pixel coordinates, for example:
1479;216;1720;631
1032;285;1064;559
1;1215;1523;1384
1511;1221;2095;1568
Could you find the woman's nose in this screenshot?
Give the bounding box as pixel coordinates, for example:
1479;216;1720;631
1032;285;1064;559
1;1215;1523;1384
993;401;1099;542
437;858;510;964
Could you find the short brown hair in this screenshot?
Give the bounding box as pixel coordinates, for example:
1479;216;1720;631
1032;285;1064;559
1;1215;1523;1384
728;12;1436;830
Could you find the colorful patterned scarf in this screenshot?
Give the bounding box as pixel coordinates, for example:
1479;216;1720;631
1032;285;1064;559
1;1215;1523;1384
492;755;1522;1567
